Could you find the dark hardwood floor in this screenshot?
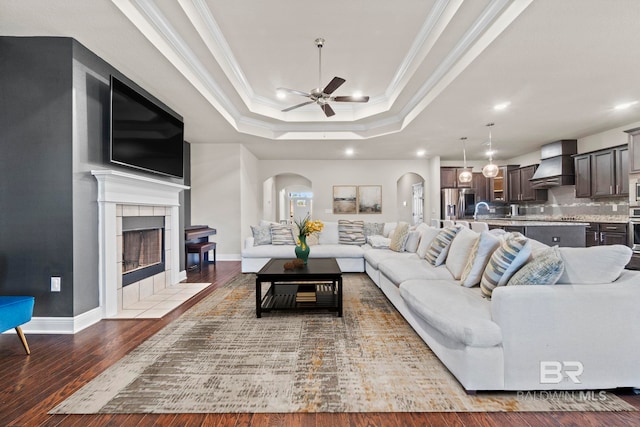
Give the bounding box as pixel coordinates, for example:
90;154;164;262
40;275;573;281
1;261;638;426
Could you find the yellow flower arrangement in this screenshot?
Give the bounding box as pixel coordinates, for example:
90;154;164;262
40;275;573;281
294;214;324;250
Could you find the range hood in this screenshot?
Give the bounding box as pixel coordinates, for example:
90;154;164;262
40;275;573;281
529;140;578;189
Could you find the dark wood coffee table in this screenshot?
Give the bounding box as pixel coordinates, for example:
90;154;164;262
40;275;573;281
255;258;343;318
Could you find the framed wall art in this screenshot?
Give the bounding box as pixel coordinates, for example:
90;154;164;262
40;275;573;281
358;185;382;214
332;185;357;214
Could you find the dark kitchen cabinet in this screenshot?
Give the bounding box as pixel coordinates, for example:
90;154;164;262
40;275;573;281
574;154;592;198
585;222;628;247
440;167;472;188
508;165;547;202
490;165;518;202
573;145;628;198
625;127;640;173
472;172;490;202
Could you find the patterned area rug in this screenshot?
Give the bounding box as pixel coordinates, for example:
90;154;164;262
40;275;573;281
51;273;636;414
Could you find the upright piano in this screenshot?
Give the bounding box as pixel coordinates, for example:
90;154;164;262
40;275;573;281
185;225;217;270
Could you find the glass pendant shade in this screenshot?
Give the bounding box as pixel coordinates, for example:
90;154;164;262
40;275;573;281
458;169;473;183
482;123;499;178
482;162;499;178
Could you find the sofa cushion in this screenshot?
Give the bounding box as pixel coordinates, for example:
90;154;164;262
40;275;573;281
480;234;531;298
390;222;410;252
307;244;365;258
379;259;453;285
416;227;441;258
319;222;340;245
507;246;564;286
364;248;419;269
242;244;296;258
556;244;632;284
270;224;295;245
250;225;272;246
460;231;501;288
425;226;460;266
338;220;366;245
383;222;397;237
399;280;502;348
445;227;479;280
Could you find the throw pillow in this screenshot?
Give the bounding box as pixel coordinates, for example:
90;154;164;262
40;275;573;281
507;246;564;286
367;235;391;249
403;230;421;253
338;220;366;245
480;234;532;298
424;226;460;266
270;224;295;245
445;227;479;280
363;222;385;237
416;227;441;258
250;225;272;246
318;222;340;245
556;244;632;284
460;231;501;287
389;222;410;252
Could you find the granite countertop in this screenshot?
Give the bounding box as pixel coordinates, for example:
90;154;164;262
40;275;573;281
475;215;629;226
477;219;589;227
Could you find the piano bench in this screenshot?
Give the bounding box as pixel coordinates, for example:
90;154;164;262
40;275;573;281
186;242;216;271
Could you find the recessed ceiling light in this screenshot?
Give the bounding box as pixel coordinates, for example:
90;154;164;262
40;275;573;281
493;102;510;111
486;149;496;157
614;101;638;110
345;148;354;156
276;90;286;99
352;91;363;98
416;149;426;157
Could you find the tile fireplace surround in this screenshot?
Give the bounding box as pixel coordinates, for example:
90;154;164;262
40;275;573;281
92;170;189;318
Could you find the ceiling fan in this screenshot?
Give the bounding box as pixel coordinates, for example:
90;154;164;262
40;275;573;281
278;38;370;117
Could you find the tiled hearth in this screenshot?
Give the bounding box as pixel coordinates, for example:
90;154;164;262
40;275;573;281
92;170;190;318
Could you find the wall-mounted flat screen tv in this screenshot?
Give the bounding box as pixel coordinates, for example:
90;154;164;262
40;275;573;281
110;75;184;178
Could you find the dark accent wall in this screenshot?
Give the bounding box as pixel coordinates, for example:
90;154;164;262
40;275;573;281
0;37;190;318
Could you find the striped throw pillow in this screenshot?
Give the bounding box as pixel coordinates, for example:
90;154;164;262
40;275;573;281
460;231;501;287
270;224;295;245
507;246;564;286
338;220;366;245
480;234;531;298
424;227;460;266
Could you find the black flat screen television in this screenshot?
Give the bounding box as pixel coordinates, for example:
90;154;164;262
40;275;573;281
110;75;184;178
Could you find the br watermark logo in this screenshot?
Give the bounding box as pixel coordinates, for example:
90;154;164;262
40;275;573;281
540;361;583;384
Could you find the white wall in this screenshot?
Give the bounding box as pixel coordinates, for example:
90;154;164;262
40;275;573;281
190;143;242;258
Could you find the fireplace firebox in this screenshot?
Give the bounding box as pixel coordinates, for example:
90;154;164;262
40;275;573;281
122;216;165;286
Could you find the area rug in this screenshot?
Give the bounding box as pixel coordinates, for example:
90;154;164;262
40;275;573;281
51;273;636;414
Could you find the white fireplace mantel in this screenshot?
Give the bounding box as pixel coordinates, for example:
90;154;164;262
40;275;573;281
92;169;190;318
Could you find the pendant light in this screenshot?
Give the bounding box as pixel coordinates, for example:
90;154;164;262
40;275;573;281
482;123;499;178
458;137;473;183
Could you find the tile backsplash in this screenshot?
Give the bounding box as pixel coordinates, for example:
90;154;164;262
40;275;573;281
517;185;628;219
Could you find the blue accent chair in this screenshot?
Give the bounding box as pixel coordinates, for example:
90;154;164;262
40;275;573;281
0;296;35;354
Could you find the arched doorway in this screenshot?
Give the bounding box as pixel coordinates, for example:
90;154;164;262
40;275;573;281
397;172;425;225
263;173;313;223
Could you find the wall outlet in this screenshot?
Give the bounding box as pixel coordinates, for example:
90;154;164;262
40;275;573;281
51;277;61;292
612;204;618;212
540;207;544;213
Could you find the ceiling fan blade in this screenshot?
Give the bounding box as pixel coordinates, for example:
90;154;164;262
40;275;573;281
320;103;335;117
332;95;370;103
282;100;315;112
277;87;311;98
322;77;345;95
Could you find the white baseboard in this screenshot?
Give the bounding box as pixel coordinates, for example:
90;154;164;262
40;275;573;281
3;307;104;335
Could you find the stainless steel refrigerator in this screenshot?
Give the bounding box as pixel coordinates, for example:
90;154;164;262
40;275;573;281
441;188;476;220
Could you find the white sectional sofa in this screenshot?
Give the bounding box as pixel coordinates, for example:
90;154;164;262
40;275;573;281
245;220;640;392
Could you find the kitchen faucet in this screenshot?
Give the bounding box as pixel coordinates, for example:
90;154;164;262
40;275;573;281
473;201;489;220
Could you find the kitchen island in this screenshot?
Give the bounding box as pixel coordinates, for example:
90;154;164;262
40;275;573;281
476;218;588;247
